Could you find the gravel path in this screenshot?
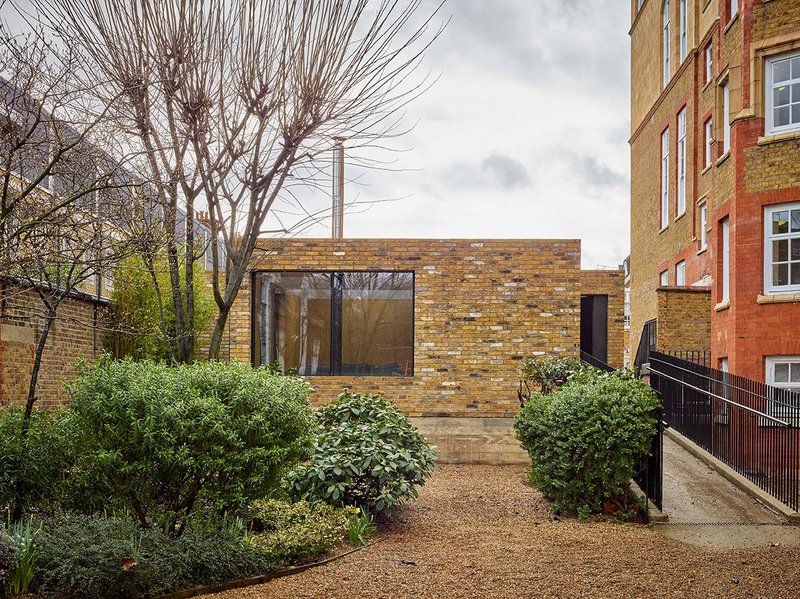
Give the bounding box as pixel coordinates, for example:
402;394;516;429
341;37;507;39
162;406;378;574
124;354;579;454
207;465;800;598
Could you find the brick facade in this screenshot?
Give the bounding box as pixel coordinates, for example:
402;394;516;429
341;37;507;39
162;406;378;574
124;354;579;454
656;286;712;352
225;238;623;419
0;284;105;408
630;0;800;381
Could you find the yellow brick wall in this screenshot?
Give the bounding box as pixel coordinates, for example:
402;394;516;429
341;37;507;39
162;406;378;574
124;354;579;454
656;287;712;352
0;284;104;408
227;238;583;418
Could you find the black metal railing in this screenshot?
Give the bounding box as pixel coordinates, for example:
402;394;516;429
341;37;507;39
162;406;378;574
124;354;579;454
649;352;800;512
665;349;711;368
634;412;663;511
634;319;657;370
579;350;616;372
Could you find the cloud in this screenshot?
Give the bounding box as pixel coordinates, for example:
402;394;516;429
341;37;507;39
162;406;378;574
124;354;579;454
481;153;531;189
569;155;627;190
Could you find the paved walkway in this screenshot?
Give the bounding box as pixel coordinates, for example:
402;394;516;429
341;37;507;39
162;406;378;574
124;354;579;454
656;435;800;547
207;465;800;599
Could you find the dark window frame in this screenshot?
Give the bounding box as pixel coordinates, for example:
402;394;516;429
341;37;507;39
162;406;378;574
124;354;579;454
250;269;415;376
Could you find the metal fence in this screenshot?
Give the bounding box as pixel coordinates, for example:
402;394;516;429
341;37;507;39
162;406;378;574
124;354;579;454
665;349;711;368
649;352;800;512
579;350;616;372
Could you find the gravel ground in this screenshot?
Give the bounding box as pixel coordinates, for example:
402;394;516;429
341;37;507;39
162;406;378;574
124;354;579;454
206;465;800;599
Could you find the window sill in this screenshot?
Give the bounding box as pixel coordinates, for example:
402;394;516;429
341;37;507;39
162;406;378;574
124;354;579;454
723;12;739;36
701;163;712;175
675;210;687;222
714;299;730;312
716;151;731;167
758;130;800;146
697;246;708;255
659;224;669;234
757;292;800;304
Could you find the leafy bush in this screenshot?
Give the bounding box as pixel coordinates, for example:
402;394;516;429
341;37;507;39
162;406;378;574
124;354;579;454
522;356;587;395
0;407;77;517
0;529;15;593
285;392;436;516
106;254;216;361
514;369;660;514
249;500;355;566
33;512;275;598
67;358;313;534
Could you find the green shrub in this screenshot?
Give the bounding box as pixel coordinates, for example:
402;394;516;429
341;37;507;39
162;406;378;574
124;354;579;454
0;529;15;593
106;253;216;361
0;407;77;518
33;512;275;598
522;356;588;395
249;500;354;566
66;358;313;535
514;369;660;514
285;392;436;516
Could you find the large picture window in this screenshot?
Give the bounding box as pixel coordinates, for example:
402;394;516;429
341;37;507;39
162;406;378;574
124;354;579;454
253;271;414;376
764;202;800;294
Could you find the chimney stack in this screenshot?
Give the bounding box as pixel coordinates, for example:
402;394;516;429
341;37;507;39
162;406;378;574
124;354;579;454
332;139;344;239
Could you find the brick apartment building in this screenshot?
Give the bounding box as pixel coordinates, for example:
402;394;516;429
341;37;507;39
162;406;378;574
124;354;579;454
629;0;800;387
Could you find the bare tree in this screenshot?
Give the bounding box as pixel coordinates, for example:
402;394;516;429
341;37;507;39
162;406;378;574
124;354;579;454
0;17;147;416
24;0;445;361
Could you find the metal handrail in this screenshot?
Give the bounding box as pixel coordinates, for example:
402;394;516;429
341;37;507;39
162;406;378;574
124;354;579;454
650;354;800;410
649;366;790;426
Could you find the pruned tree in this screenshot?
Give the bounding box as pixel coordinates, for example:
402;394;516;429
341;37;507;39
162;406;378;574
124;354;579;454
24;0;445;361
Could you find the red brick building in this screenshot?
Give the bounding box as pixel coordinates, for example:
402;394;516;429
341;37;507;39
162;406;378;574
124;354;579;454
630;0;800;388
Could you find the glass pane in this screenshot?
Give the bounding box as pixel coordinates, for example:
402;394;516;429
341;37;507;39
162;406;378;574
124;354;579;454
774;363;790;383
792;210;800;233
793;103;800;125
792;263;800;286
773;211;789;234
774;263;789;286
341;272;413;376
793;83;800;102
791;364;800;384
774;59;790;83
792;57;800;79
774;85;790;107
258;272;332;375
774;239;788;262
775;106;790;127
793;238;800;260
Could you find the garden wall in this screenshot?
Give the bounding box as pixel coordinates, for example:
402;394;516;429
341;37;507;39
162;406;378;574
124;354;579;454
0;283;105;408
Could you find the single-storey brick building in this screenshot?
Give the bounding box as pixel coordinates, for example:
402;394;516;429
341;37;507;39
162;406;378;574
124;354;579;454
224;238;624;464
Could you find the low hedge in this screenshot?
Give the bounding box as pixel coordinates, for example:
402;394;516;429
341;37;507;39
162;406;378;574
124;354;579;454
514;368;660;514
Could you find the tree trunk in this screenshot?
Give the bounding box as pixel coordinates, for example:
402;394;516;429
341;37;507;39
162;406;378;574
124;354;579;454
24;307;56;421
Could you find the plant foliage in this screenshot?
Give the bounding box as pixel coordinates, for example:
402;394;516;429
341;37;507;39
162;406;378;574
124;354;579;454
66;358;313;534
0;529;15;594
522;356;588;395
106;254;216;361
285;392;436;516
249;500;355;566
514;369;660;513
33;512;276;599
0;407;77;517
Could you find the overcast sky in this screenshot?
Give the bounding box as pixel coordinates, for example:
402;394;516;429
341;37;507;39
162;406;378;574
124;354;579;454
302;0;632;268
3;0;632;268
